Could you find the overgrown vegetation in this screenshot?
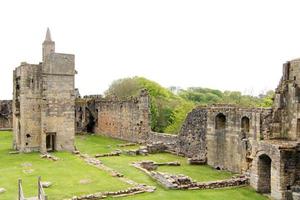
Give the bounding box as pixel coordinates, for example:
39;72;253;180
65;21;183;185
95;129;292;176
105;77;274;134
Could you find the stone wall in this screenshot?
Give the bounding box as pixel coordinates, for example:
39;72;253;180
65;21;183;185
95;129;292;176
177;104;271;173
147;132;177;150
177;107;207;159
76;90;151;142
0;100;12;130
271;59;300;140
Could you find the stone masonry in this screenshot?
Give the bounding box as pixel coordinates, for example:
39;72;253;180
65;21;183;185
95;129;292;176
76;89;151;142
2;29;300;200
12;29;76;153
0;100;12;130
177;59;300;200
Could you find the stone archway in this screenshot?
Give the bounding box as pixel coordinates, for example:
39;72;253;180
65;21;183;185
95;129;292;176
257;154;272;193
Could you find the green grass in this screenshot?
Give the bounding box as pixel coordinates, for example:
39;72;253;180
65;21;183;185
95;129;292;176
0;132;129;200
0;132;267;200
77;134;267;200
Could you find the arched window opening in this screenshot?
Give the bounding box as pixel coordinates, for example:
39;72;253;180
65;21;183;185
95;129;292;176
241;116;250;134
215;113;226;130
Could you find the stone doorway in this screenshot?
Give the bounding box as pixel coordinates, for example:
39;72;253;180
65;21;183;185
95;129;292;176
46;133;56;152
257;154;272;193
86;113;95;133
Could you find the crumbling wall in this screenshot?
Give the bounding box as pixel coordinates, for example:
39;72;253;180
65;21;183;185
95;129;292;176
271;59;300;140
0;100;12;130
177;107;207;159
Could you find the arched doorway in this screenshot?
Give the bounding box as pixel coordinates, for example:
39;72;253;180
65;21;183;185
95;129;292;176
257;154;272;193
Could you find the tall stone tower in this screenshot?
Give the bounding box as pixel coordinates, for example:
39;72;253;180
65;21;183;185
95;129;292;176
13;29;76;153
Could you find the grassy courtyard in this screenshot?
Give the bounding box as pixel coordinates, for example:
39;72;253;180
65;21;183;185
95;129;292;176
0;131;129;200
0;131;267;200
76;134;267;200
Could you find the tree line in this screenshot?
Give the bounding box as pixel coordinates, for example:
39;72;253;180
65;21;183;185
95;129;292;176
104;77;274;134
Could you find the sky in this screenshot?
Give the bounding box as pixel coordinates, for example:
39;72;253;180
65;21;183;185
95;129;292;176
1;0;300;99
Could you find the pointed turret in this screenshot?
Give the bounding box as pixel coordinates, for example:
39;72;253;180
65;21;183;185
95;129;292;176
42;28;55;62
45;27;52;41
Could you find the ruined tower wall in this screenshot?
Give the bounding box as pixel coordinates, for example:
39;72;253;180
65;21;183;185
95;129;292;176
13;63;42;152
0;100;12;130
40;53;75;152
272;59;300;140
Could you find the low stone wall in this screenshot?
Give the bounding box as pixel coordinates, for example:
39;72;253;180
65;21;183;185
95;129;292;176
147;132;178;151
71;187;150;200
133;160;249;190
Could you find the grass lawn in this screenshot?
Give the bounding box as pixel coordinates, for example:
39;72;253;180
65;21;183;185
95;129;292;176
0;132;267;200
0;131;129;200
76;134;267;200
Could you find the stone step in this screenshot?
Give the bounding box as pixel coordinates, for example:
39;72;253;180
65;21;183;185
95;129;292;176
25;197;38;200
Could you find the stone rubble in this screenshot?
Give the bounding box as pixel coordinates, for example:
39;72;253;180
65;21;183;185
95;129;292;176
133;160;249;190
95;150;121;158
0;188;6;194
40;154;59;161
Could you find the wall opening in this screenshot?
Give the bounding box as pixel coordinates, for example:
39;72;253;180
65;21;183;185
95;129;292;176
241;116;250;139
0;115;8;128
46;132;56;152
297;119;300;137
215;113;226;130
86;112;95;133
257;154;272;194
215;113;226;169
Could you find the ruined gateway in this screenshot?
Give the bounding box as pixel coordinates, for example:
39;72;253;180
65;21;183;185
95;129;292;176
2;29;300;199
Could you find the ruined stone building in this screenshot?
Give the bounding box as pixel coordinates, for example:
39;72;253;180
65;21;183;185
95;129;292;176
76;89;151;142
73;58;300;199
177;59;300;200
12;29;76;153
2;29;300;200
0;100;12;130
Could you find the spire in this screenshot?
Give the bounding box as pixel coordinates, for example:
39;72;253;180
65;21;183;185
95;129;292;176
42;28;55;61
45;27;52;41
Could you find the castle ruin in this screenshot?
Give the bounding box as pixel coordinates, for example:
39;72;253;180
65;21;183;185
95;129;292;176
1;30;300;199
12;29;76;153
